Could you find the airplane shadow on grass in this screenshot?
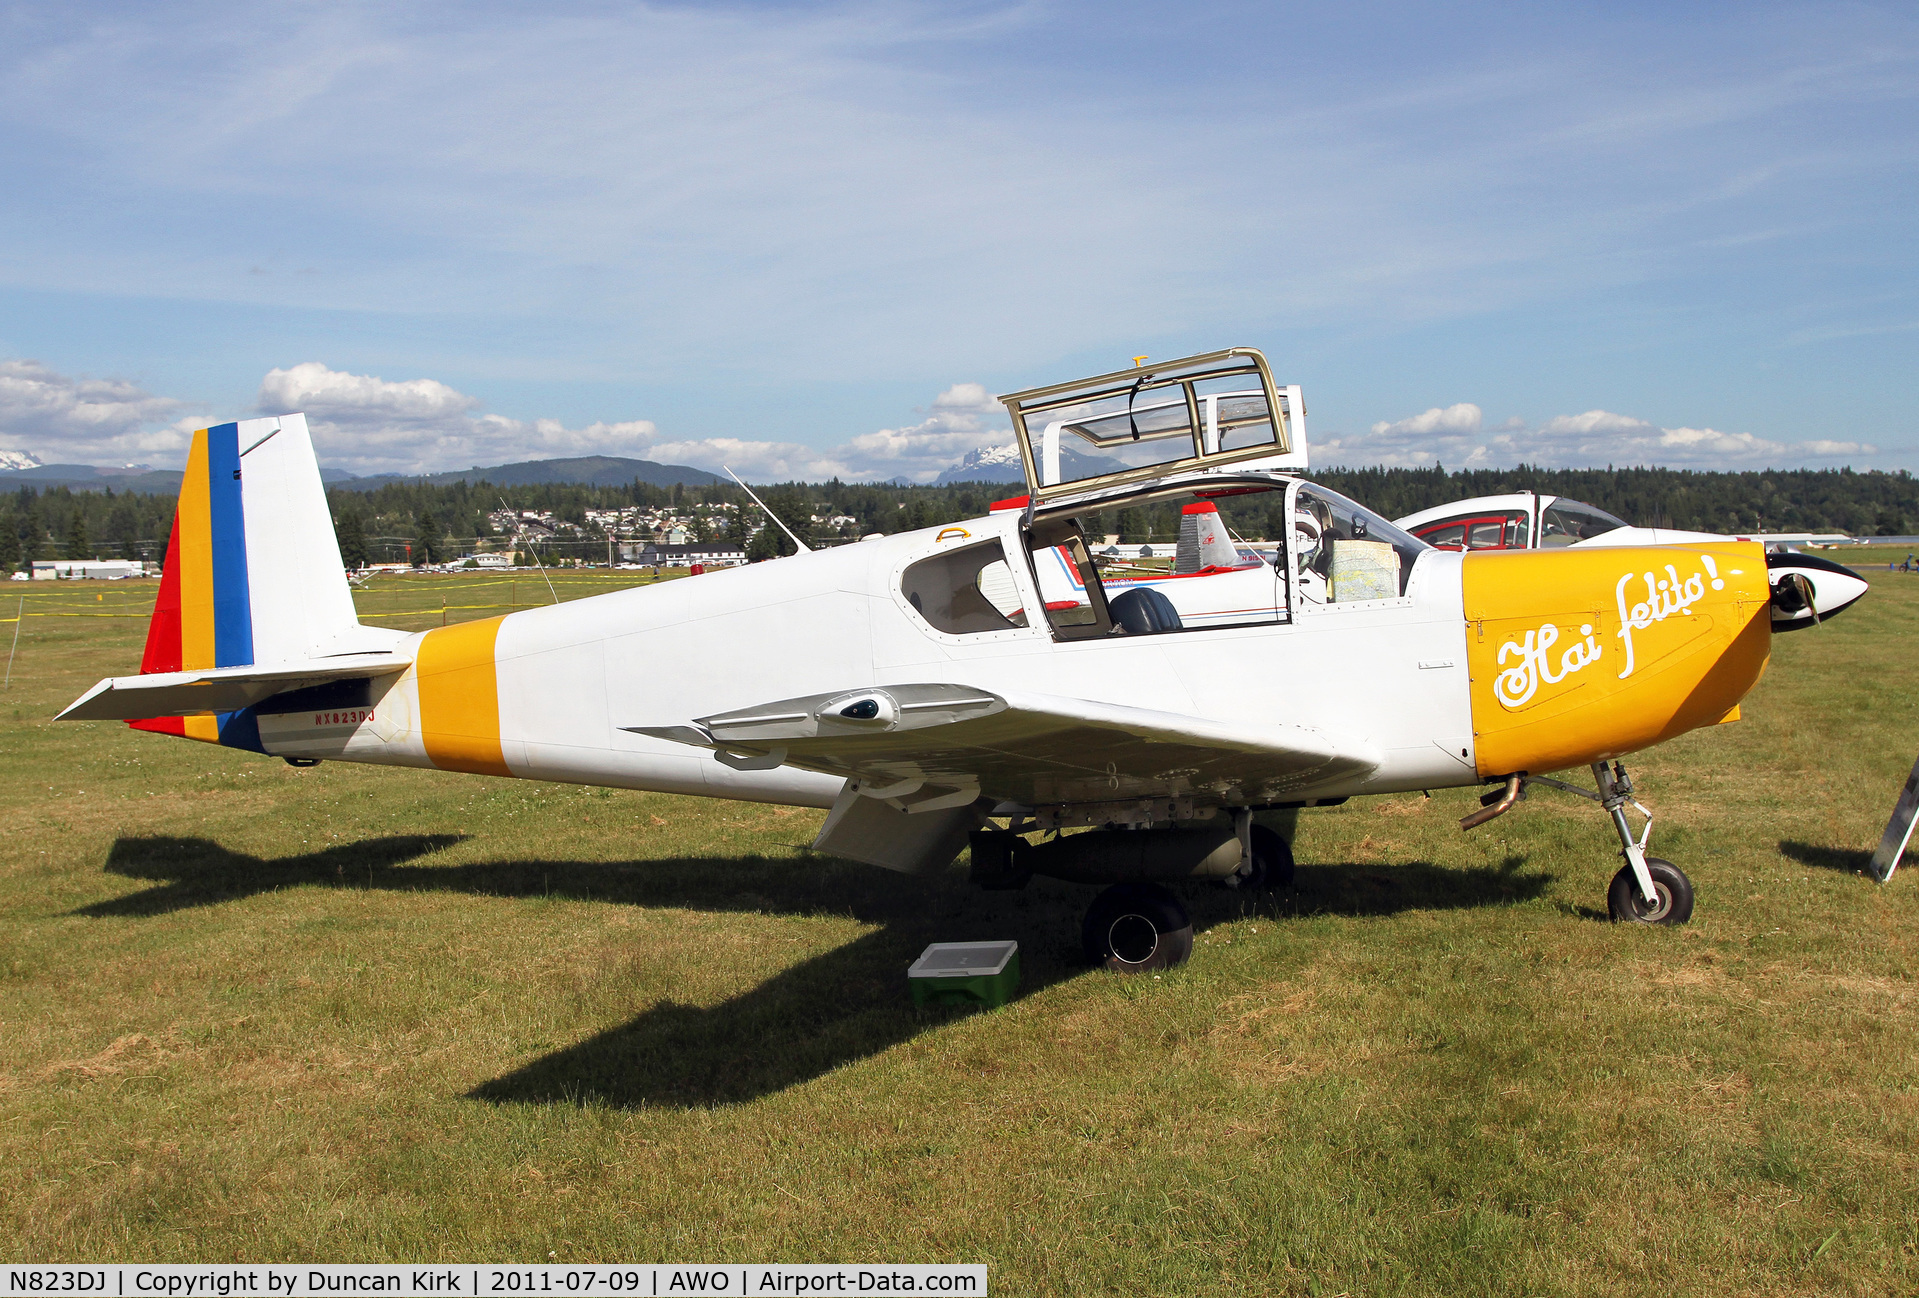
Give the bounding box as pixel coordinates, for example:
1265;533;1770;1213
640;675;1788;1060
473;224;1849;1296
89;834;1553;1108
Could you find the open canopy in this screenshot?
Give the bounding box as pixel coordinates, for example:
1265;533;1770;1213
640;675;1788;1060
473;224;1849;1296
997;347;1305;505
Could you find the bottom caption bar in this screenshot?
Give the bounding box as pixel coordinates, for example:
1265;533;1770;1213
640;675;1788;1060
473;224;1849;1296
3;1268;987;1297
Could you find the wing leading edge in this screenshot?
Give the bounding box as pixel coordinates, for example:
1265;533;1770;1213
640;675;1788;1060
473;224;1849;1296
627;682;1377;811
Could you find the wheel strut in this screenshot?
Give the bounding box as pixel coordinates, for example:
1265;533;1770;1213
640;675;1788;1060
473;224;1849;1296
1593;761;1659;906
1475;761;1677;915
1522;762;1659;904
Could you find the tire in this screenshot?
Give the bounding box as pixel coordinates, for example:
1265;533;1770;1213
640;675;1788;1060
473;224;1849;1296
1219;825;1295;892
1607;858;1694;925
1082;882;1194;971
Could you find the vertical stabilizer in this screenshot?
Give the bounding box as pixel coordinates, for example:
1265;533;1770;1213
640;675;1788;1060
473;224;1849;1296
131;415;385;746
1175;501;1241;574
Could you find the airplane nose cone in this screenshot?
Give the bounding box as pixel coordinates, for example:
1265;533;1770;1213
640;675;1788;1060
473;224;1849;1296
1766;552;1869;630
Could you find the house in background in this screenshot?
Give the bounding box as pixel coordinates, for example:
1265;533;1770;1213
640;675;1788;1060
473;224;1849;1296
623;541;747;568
31;560;148;580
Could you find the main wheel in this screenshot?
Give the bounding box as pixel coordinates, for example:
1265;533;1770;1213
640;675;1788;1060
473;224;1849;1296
1218;825;1295;892
1082;883;1194;971
1607;858;1694;925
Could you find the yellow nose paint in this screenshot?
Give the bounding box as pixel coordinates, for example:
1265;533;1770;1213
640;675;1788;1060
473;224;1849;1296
1463;542;1771;776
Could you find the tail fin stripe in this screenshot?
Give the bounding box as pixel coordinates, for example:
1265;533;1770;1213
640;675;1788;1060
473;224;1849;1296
205;422;255;669
178;432;215;671
124;412;378;750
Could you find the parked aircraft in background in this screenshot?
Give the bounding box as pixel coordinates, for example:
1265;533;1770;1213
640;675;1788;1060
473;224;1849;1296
1395;493;1867;631
57;349;1858;971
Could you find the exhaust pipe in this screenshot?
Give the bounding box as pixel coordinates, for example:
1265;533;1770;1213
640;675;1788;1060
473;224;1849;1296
1459;774;1524;831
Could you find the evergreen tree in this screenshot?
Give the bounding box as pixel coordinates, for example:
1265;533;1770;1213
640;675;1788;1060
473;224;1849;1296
0;517;19;573
104;497;140;557
335;512;368;570
745;520;784;562
413;510;439;566
66;510;91;561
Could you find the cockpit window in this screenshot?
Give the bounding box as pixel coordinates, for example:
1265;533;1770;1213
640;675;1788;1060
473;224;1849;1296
1004;351;1291;493
1539;499;1627;547
1023;522;1114;640
1292;484;1428;602
901;541;1029;635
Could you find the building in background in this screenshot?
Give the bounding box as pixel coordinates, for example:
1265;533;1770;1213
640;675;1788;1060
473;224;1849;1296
31;560;148;580
623;541;747;568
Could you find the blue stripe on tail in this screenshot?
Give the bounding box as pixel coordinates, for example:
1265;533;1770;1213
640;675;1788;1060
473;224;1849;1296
204;422;262;753
205;422;253;669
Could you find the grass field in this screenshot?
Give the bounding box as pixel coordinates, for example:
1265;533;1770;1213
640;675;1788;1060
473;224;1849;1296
2;563;1917;1295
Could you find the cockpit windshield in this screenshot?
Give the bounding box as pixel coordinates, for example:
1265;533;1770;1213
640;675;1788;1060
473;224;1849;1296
1291;483;1429;601
1539;499;1628;547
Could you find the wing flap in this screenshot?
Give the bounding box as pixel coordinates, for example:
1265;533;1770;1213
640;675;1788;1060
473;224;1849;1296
59;654;408;722
628;683;1376;807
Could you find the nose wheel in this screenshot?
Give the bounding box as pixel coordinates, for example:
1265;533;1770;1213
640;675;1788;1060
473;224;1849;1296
1607;857;1694;924
1475;761;1695;925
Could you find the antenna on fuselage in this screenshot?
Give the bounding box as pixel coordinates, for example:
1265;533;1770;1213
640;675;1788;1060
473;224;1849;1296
501;496;560;605
723;466;811;553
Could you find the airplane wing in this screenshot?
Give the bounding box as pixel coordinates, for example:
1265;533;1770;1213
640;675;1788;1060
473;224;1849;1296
627;682;1377;809
58;654;409;722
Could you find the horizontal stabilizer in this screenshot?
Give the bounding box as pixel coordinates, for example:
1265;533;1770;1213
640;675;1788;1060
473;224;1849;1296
58;655;408;722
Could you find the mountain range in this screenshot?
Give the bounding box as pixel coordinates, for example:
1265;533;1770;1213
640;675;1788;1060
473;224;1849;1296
0;452;728;494
0;446;1041;492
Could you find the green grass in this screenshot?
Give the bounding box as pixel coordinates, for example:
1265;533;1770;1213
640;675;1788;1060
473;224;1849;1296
1;569;1917;1294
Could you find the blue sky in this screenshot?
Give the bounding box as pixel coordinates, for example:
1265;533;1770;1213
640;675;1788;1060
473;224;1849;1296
0;0;1914;479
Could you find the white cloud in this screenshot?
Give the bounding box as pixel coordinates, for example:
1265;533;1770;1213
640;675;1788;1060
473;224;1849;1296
1320;403;1875;469
1371;404;1485;439
259;362;479;425
0;356;1888;481
255;363;659;474
1317;403;1485;467
930;383;1001;414
1489;410;1875;467
642;380;1014;483
257;363;1006;481
0;359;196;464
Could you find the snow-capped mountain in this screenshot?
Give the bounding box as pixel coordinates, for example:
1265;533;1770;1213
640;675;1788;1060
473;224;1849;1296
0;449;42;472
933;443;1025;486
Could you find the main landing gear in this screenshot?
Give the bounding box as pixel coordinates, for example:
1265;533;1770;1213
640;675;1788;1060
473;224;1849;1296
1082;883;1194;971
1074;823;1293;971
975;811;1293;972
1471;761;1694;925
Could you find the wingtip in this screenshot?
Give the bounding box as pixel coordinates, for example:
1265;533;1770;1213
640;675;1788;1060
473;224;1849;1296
55;677;118;723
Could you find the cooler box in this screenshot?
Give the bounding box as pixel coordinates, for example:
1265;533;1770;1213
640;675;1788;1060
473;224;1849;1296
908;940;1020;1009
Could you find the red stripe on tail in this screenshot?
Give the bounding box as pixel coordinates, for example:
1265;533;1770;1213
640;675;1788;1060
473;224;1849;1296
130;512;187;737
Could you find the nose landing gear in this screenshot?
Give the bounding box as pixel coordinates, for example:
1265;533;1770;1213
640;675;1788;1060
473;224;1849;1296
1473;760;1695;925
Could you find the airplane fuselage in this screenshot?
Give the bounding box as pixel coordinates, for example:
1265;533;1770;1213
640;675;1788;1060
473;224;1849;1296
248;509;1773;815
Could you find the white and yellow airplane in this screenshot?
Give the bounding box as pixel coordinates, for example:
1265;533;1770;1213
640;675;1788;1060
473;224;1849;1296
59;349;1851;971
1393;492;1870;632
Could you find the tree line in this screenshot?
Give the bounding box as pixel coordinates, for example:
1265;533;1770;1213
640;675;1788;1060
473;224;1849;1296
4;465;1917;572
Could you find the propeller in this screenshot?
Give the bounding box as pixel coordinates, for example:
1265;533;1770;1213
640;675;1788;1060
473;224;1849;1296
1771;571;1820;625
